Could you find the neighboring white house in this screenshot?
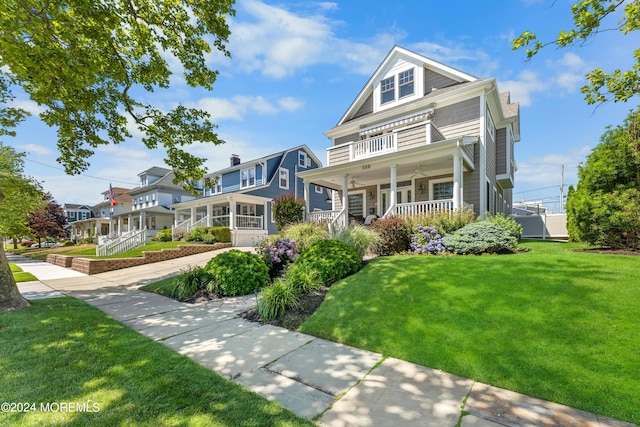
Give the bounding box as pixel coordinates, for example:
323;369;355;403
298;45;520;227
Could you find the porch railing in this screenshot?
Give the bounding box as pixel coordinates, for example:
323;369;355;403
392;200;454;217
350;133;397;160
308;210;341;224
210;215;230;227
236;214;263;229
187;215;209;232
96;227;146;256
172;218;191;241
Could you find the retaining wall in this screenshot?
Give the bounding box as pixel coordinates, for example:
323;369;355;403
46;243;231;275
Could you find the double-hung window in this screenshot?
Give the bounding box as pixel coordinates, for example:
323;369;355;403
381;77;395;104
241;167;256;188
399;69;414;98
279;168;289;189
213;176;222;194
298;151;309;168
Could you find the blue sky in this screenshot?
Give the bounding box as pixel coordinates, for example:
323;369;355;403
4;0;640;211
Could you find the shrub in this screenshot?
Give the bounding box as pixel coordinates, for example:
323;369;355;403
442;222;517;255
255;237;299;278
410;224;445;254
205;250;269;296
272;193;305;231
257;278;300;322
283;262;323;294
61;240;75;247
333;224;381;259
405;208;476;235
170;266;213;300
153;228;173;242
20;240;35;247
294;239;361;284
484;212;523;240
185;226;231;244
370;216;411;255
282;222;329;253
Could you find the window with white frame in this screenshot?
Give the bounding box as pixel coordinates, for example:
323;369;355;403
241;167;256;188
298;151;309;168
279;168;289;189
239;203;256;216
212;175;222;194
399;69;414;98
315;185;323;194
381;76;395;104
431;180;454;200
82;212;88;220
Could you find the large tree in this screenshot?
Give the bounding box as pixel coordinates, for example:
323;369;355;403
0;0;234;189
566;107;640;248
0;144;43;311
513;0;640;105
0;0;234;311
27;193;67;245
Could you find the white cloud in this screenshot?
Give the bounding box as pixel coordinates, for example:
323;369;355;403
14;143;51;156
11;98;45;115
548;52;590;94
500;70;548;106
188;95;303;120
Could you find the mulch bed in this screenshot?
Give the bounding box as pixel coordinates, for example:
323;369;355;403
239;286;329;331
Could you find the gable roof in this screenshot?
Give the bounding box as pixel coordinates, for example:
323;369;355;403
206;144;322;179
338;45;479;126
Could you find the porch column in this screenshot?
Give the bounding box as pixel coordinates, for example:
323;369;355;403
118;217;123;235
342;174;349;227
109;219;114;237
227;196;235;230
303;180;310;221
140;211;146;230
207;204;212;227
388;164;397;216
128;214;133;231
453;151;462;211
190;207;196;224
264;201;269;230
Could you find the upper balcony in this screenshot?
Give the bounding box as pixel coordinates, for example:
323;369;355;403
328;133;397;165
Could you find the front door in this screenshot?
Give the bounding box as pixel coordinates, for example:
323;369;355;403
381;188;412;215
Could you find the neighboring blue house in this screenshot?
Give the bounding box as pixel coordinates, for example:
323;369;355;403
172;145;327;245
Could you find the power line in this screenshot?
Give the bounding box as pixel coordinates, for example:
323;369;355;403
24;158;139;186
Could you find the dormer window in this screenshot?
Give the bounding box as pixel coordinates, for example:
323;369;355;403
381;77;395;104
399;69;414;98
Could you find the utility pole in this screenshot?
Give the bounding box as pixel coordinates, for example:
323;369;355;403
559;164;564;213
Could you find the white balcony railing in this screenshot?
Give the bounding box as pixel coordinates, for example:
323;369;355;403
350;133;397;160
210;215;230;227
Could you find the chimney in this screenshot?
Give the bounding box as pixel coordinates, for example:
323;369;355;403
230;154;240;166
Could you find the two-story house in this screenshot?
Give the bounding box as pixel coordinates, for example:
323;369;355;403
69;187;131;243
126;167;199;238
172;145;327;245
298;46;520;226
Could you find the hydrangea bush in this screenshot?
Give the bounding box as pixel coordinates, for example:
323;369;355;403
410;224;445;254
256;237;299;278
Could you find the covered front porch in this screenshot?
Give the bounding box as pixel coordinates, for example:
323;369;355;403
299;137;478;228
171;194;271;246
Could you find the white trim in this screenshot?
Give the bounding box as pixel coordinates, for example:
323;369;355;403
279;167;289;190
298;151;309;168
315;185;324;194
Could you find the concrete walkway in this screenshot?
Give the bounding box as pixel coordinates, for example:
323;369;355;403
8;252;637;427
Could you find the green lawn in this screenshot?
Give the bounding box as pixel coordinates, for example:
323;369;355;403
0;298;312;427
8;241;190;260
139;276;178;297
300;240;640;424
8;262;38;282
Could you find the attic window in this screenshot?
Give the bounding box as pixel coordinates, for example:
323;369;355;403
381;77;395;104
399;69;414;98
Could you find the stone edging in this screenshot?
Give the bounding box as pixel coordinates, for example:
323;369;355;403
46;243;232;275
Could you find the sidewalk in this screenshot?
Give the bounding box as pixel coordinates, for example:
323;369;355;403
8;252;637;427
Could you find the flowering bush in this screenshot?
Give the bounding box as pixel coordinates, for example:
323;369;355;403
256;237;299;278
410;224;445;254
